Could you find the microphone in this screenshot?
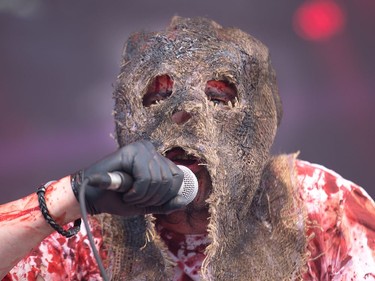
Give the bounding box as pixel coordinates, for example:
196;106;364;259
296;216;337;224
175;165;198;205
87;165;198;205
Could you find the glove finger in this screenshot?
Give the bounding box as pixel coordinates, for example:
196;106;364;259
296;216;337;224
125;144;179;205
123;158;162;203
142;185;177;207
123;164;161;205
140;153;182;206
163;157;184;196
140;154;176;205
84;140;156;176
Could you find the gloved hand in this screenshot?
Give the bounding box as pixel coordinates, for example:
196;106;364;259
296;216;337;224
71;140;184;216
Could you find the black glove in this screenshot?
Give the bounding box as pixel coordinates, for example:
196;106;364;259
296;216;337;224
71;140;184;216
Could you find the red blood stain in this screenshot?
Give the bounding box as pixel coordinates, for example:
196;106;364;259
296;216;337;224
157;225;186;256
68;220;107;277
185;254;203;267
26;267;39;281
206;80;233;94
181;274;194;281
156;223;208;280
0;179;65;224
143;75;173;106
154;75;173;93
46;243;65;275
344;187;375;249
322;172;339;194
364;273;375;279
3;217;108;280
296;162;315;178
2;274;12;281
145;74;173;97
177;261;184;270
305;208;351;279
29;248;42;267
56;237;66;245
0;207;39;223
340;254;352;269
205;80;237;104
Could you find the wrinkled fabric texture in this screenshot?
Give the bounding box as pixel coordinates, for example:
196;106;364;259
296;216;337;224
112;16;305;280
297;161;375;280
5;159;375;280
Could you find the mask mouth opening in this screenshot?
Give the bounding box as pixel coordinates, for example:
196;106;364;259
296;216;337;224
164;146;212;210
164;147;205;174
156;146;213;235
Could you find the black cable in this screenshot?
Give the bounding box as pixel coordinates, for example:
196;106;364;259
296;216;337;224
79;178;109;281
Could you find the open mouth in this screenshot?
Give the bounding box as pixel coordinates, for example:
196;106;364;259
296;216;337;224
163;147;212;219
164;147;203;174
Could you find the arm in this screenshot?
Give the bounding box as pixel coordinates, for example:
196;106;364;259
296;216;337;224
0;176;80;279
0;140;184;279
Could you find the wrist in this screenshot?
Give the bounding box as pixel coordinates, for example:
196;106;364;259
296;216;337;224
42;176;82;226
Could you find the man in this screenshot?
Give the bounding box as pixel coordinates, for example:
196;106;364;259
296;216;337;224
1;17;374;280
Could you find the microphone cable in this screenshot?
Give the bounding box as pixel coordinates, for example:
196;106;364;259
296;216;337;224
77;166;197;280
79;178;109;281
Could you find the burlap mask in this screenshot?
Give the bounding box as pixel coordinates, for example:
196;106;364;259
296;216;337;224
102;16;307;280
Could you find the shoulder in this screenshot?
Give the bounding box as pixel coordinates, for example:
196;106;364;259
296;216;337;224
295;159;375;280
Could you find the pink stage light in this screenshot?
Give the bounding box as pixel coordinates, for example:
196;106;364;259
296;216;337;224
293;0;346;41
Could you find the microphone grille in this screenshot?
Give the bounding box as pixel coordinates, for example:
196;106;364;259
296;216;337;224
177;165;198;204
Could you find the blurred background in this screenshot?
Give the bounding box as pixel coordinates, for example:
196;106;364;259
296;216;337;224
0;0;374;203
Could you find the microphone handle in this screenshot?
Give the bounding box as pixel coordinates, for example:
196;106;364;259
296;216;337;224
89;166;197;201
86;172;133;193
106;172;130;191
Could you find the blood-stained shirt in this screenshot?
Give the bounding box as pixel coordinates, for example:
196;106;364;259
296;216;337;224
3;159;375;281
2;218;106;281
297;161;375;280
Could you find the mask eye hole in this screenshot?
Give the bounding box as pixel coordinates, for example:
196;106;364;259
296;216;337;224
142;74;173;107
205;80;238;107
